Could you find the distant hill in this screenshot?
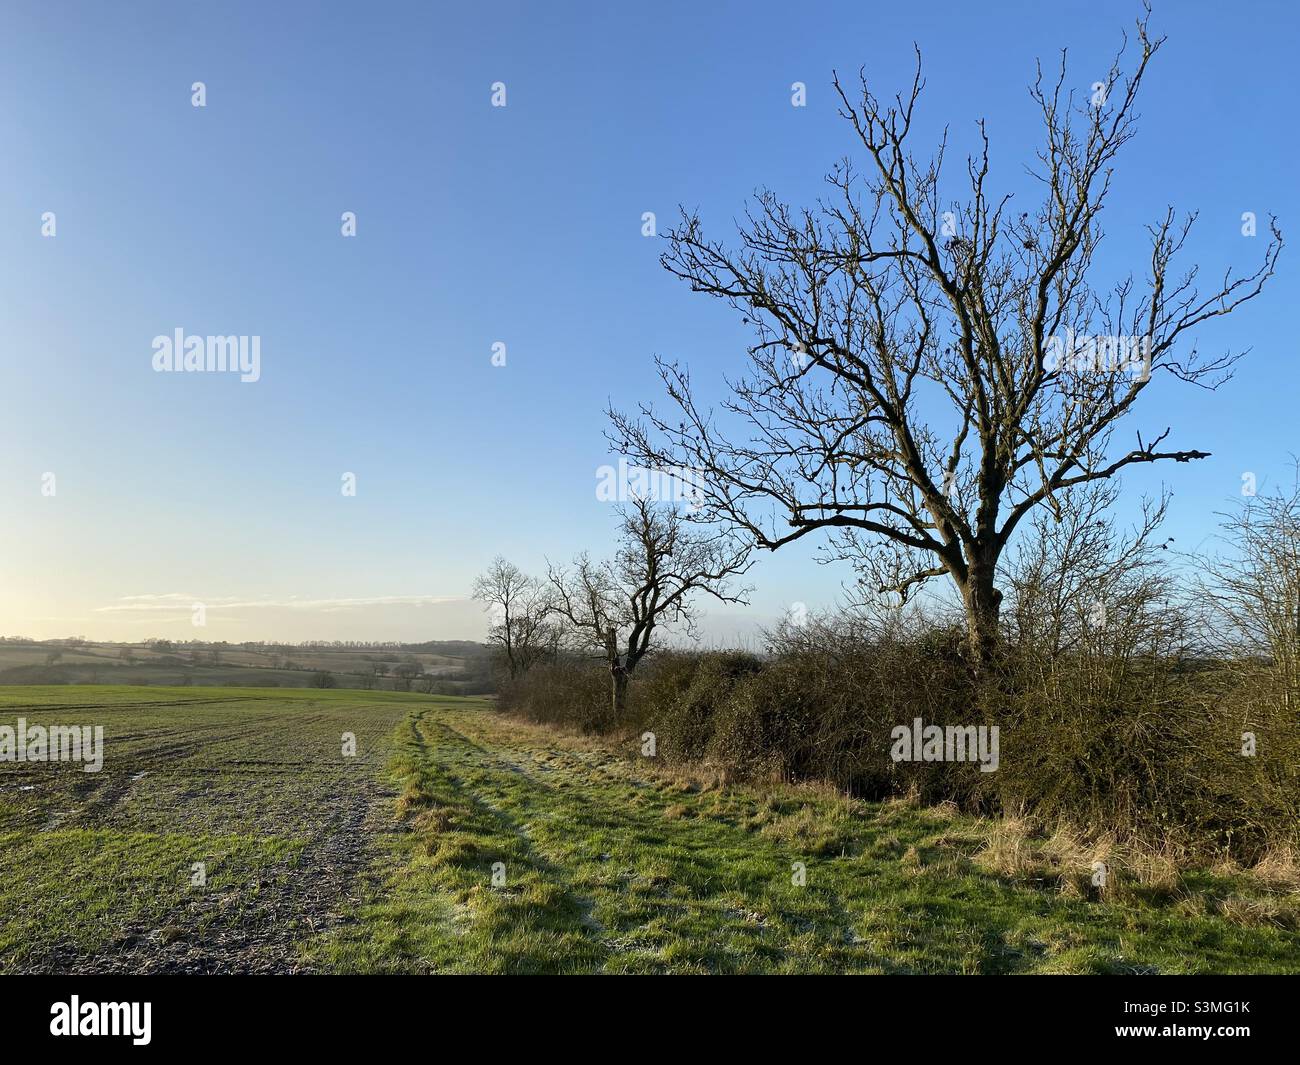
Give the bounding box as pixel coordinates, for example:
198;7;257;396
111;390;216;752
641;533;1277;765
0;637;496;695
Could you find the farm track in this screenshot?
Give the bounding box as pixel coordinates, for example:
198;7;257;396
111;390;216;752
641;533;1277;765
414;713;612;945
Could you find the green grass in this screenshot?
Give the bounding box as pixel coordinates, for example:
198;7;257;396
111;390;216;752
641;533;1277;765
311;702;1300;974
4;685;1298;973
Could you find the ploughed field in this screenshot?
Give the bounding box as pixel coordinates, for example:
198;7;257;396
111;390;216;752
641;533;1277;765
2;686;1297;974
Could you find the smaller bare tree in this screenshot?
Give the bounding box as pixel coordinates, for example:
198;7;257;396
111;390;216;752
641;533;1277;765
547;496;751;720
1003;480;1176;663
1200;467;1300;711
472;556;557;679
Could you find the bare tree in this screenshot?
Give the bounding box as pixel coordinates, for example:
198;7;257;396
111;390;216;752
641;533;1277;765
1003;479;1175;662
548;497;751;719
611;7;1280;665
472;556;557;679
1200;468;1300;711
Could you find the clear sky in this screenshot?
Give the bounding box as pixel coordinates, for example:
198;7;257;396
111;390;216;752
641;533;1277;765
1;0;1295;643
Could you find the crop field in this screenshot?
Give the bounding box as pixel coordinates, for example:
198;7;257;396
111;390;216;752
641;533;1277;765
2;686;1298;974
0;686;411;972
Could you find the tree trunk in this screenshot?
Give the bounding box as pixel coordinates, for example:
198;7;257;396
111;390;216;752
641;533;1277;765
961;562;1003;669
611;667;629;720
605;625;629;721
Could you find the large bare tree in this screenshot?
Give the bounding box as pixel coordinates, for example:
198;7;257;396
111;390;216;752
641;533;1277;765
547;497;750;719
611;8;1281;665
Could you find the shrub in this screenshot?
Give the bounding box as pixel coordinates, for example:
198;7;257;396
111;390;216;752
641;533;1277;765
643;652;763;761
496;657;610;731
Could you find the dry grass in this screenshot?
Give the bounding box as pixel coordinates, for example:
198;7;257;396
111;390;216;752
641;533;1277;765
976;819;1186;902
647;762;732;793
973;817;1039;879
1217;894;1300;931
1249;847;1300;892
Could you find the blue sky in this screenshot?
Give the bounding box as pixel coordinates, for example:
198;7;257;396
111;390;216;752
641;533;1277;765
0;0;1295;642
